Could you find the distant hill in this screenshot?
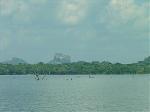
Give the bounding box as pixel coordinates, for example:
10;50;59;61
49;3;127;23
49;53;71;64
2;57;27;65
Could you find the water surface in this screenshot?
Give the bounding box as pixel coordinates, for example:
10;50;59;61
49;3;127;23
0;75;149;112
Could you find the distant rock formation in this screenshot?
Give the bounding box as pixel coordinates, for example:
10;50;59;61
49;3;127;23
49;53;71;64
144;56;150;64
2;57;27;65
138;56;150;64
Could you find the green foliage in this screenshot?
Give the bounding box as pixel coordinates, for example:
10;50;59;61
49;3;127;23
0;57;149;75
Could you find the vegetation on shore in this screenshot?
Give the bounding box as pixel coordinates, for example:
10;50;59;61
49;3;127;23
0;57;149;75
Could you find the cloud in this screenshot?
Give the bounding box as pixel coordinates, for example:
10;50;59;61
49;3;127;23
0;0;48;20
100;0;149;30
0;0;27;16
58;0;89;25
0;0;16;15
29;0;48;4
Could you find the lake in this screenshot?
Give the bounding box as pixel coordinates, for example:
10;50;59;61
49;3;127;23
0;75;149;112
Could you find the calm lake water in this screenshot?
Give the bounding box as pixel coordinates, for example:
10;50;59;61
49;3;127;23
0;75;149;112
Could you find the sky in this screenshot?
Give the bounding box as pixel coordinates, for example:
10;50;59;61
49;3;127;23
0;0;149;64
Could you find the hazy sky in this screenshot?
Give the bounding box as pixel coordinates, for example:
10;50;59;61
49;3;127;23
0;0;149;63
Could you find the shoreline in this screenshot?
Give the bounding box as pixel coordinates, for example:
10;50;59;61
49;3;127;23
0;74;149;75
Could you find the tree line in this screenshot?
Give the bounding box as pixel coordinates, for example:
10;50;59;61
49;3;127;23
0;57;149;75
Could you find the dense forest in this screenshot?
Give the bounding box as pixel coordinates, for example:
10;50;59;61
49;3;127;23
0;57;150;75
